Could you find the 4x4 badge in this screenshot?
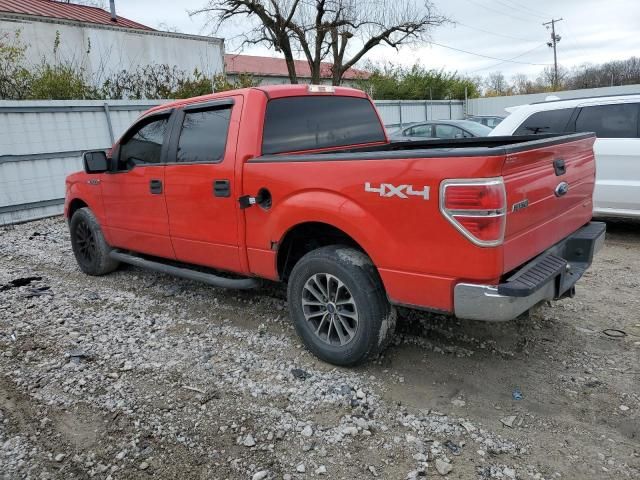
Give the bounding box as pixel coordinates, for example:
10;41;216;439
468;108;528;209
365;183;430;200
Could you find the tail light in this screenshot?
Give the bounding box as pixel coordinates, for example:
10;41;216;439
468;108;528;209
440;178;507;247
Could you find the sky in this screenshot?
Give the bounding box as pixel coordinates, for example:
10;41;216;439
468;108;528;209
115;0;640;80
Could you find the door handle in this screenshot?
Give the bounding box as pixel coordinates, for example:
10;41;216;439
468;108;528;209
553;159;566;176
214;179;230;198
149;179;163;194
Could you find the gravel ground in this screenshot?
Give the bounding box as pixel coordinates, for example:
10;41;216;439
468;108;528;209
0;217;638;480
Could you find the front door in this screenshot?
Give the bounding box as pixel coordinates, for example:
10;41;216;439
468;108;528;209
164;97;243;273
100;112;176;258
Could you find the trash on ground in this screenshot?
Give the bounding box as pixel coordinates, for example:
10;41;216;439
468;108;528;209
0;276;42;291
602;329;627;338
500;416;517;428
291;368;312;380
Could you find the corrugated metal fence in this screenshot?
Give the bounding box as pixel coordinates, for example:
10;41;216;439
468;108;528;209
375;100;465;127
0;100;165;225
0;98;463;225
467;84;640;117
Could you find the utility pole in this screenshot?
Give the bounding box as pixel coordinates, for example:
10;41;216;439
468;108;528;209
543;18;563;90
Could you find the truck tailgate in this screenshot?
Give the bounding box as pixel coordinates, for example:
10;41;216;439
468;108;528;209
502;135;596;273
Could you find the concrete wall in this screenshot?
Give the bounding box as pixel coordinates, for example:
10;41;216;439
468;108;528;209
468;84;640;117
0;15;224;84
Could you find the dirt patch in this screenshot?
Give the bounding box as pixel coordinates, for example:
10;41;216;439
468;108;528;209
0;217;638;479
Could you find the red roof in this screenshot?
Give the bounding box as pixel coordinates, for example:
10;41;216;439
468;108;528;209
0;0;154;31
224;54;369;80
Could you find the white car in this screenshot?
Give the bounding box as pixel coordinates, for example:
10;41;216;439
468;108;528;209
490;94;640;219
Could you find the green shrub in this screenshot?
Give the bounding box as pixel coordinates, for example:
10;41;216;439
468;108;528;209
28;63;100;100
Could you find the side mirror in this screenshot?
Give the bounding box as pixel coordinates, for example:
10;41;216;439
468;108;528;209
83;150;110;174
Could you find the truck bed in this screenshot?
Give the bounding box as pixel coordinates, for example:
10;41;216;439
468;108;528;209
251;133;595;162
245;131;596;312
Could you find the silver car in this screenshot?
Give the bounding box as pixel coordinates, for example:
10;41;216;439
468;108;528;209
390;120;493;141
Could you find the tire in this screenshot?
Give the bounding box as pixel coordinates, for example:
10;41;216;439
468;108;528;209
69;207;119;276
287;246;396;366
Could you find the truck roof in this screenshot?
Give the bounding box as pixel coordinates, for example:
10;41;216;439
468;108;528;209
143;84;368;117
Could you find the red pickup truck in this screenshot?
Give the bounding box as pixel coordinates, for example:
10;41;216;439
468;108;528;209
65;85;605;366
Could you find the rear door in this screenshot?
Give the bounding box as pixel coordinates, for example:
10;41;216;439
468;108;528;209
163;97;243;273
101;112;175;258
572;102;640;216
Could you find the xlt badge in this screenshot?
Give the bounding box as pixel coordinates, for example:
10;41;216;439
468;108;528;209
512;199;529;212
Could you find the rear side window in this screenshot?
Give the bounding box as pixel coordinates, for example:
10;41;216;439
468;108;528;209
262;96;385;154
435;124;463;139
177;107;232;163
408;125;432;137
513;108;574;135
575;103;639;138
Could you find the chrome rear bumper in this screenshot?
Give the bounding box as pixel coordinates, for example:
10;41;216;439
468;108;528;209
454;222;606;322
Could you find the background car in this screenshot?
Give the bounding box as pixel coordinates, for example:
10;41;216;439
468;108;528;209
390;120;492;141
466;115;505;129
490;94;640;219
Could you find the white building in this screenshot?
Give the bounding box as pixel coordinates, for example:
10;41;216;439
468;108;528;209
0;0;224;85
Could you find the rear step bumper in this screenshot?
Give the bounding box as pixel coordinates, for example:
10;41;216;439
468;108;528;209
454;222;606;321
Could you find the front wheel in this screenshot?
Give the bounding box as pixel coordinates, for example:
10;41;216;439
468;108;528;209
69;207;119;276
287;246;396;366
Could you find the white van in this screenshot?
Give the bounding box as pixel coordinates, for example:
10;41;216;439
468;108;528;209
490;94;640;219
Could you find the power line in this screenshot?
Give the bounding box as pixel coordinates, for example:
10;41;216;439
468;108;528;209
454;22;538;43
499;0;551;19
463;0;534;23
557;21;590;62
468;43;548;74
430;41;551;66
494;0;549;19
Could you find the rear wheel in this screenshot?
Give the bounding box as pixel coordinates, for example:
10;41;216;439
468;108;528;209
287;246;396;366
69;207;119;276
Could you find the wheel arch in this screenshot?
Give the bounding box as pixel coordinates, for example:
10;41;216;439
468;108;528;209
67;198;89;219
276;221;372;281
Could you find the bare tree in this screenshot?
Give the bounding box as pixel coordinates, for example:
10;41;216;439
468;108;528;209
193;0;303;83
484;71;509;96
193;1;446;85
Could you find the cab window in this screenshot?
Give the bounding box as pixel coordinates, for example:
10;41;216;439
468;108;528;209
262;96;385;154
176;107;232;163
117;116;169;170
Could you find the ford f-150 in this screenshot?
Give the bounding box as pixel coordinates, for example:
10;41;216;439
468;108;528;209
65;84;605;366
